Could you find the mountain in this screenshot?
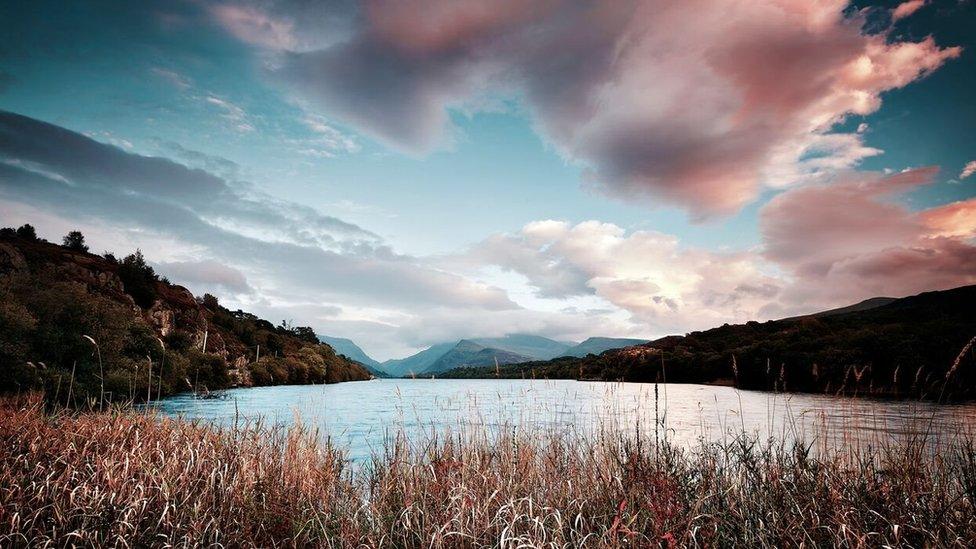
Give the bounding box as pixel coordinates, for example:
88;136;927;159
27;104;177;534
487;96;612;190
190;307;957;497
0;228;371;404
442;286;976;401
318;335;385;375
424;340;532;375
560;337;648;357
381;341;459;376
470;334;573;360
381;334;569;376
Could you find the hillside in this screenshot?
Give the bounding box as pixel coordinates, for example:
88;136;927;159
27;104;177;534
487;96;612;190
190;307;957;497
470;335;573;360
560;337;648;357
380;341;458;376
443;286;976;401
318;335;386;377
423;340;531;375
380;334;568;376
0;226;371;405
781;296;897;321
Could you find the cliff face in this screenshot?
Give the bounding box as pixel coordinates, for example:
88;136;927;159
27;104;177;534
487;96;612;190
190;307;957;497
0;234;371;401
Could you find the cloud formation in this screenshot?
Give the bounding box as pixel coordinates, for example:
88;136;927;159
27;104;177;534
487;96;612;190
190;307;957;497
214;0;961;217
467;167;976;329
463;219;782;334
961;161;976;179
156;259;254;295
0;111;516;319
760;167;976;309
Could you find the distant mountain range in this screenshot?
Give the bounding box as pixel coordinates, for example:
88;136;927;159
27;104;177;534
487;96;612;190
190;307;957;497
317;335;387;377
318;333;648;377
441;286;976;401
560;337;648;357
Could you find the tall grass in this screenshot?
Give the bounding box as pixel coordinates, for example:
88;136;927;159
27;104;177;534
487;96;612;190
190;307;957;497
2;394;976;547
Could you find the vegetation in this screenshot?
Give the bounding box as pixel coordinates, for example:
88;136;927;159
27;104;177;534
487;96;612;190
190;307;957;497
0;394;974;547
445;286;976;401
61;230;89;252
0;226;371;406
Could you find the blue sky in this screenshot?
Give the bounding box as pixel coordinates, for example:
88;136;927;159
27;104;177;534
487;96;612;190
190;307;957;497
1;0;974;359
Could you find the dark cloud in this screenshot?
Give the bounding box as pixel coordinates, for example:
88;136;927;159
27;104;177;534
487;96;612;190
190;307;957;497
0;110;517;312
213;0;960;216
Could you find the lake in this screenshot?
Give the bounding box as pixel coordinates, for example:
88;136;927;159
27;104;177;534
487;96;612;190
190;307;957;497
156;378;976;462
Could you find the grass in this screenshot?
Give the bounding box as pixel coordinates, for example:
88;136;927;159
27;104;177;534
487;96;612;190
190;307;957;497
2;394;976;547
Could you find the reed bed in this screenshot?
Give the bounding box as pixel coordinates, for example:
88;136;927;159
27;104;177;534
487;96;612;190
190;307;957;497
2;395;976;548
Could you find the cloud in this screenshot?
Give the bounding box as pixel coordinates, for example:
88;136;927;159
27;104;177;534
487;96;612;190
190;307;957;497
760;167;976;308
961;161;976;179
156;259;254;294
210;4;298;50
205;95;255;133
465;167;976;333
214;0;961;217
462;219;783;334
892;0;926;22
0;110;516;318
150;67;193;90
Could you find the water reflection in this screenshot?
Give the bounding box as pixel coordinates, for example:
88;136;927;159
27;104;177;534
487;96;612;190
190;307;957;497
156;378;976;462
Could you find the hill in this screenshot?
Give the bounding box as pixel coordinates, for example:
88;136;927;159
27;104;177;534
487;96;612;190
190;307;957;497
781;296;897;321
318;335;386;377
380;341;458;376
380;334;570;376
470;334;573;360
423;340;531;375
0;225;371;405
560;337;648;357
442;286;976;401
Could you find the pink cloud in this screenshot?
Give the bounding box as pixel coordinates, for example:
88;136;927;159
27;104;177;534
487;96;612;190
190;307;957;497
210;4;297;50
961;161;976;179
892;0;926;22
761;167;976;307
236;0;963;217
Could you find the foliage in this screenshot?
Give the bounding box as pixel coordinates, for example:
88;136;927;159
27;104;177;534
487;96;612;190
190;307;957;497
14;224;38;241
61;230;88;252
117;249;159;308
2;396;976;547
0;229;371;405
445;285;976;401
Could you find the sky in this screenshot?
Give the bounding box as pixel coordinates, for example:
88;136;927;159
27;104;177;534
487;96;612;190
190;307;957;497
0;0;974;360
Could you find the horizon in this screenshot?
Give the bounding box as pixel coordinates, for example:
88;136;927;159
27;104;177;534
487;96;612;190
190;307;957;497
2;0;975;361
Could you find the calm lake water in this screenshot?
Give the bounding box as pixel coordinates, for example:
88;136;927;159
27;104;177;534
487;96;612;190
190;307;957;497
156;379;976;462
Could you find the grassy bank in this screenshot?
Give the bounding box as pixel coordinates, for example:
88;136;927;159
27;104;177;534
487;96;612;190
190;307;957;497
2;396;976;547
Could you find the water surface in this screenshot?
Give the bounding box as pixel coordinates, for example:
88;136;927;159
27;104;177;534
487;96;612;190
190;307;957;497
157;379;976;462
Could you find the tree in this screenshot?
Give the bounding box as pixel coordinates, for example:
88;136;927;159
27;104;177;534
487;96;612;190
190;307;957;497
292;326;318;344
15;224;37;241
118;250;159;308
201;293;219;310
62;230;89;252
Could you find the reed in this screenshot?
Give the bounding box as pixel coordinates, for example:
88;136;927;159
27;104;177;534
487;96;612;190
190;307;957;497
1;394;975;547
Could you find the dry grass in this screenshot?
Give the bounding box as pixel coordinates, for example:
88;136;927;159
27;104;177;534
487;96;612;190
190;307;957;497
2;394;976;547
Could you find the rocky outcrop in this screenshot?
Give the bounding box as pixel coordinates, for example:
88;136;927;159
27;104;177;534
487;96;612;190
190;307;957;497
0;243;27;274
